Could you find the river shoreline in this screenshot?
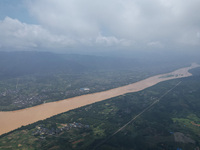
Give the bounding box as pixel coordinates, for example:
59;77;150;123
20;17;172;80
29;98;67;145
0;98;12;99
0;63;199;136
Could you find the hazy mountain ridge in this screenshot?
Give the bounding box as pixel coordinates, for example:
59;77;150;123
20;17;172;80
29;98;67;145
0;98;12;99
0;51;197;111
0;51;197;80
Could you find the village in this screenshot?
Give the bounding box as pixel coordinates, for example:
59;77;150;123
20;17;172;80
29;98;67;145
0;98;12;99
32;122;90;139
0;86;91;110
0;88;48;109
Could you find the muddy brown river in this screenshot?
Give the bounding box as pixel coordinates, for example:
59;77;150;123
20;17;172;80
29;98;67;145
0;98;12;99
0;63;199;135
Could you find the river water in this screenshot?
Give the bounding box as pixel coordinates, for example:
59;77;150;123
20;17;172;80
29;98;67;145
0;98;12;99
0;63;199;135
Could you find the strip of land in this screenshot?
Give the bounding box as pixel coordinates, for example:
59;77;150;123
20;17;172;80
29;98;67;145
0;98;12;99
0;63;199;136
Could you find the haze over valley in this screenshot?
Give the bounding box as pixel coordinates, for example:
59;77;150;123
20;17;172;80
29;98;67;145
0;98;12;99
0;0;200;149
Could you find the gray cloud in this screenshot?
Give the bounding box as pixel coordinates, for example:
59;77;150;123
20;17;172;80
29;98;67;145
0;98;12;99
0;17;76;50
0;0;200;52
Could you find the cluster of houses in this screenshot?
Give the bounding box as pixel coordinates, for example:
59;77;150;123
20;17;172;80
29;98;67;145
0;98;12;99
0;89;19;97
1;87;91;109
79;88;90;92
32;122;90;138
0;88;49;108
13;94;48;106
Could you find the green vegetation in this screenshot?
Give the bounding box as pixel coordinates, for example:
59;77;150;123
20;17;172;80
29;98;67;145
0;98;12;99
173;114;200;135
1;67;200;150
0;70;148;111
0;51;189;111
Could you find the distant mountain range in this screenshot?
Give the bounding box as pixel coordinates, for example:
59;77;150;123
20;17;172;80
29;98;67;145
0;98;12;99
0;51;138;79
0;51;198;79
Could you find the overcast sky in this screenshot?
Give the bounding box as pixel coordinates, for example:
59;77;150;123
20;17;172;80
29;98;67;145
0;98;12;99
0;0;199;53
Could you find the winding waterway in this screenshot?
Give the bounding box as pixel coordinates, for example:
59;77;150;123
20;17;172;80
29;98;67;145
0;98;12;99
0;63;199;135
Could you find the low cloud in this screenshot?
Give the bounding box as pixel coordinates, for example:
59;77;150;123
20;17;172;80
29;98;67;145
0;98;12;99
95;34;132;47
0;0;200;52
147;41;164;48
0;17;76;50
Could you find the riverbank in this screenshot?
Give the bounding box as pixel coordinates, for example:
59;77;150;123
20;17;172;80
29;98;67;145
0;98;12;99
0;63;199;136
